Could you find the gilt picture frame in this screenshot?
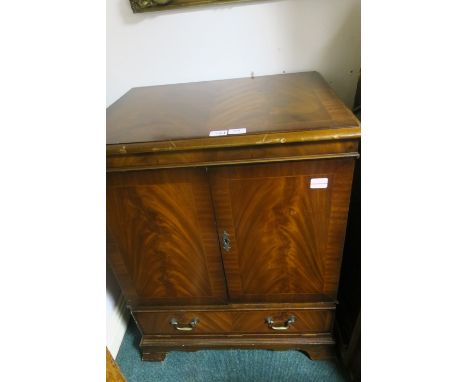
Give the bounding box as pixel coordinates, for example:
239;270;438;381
130;0;267;13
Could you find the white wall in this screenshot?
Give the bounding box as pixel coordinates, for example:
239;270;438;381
107;0;361;107
106;264;129;358
106;0;360;355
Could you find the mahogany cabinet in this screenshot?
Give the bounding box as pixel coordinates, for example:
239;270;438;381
106;71;360;361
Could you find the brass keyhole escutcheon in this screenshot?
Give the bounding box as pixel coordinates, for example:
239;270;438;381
222;231;231;252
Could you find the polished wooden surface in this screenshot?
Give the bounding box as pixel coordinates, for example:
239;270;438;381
134;308;334;335
106;127;360;158
209;159;354;303
107;168;227;306
132;301;336;311
106;71;359;361
140;335;335;361
107;138;359;172
106;348;126;382
107;72;359;146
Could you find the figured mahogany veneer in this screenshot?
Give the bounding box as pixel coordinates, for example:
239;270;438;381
107;72;358;146
134;308;334;335
106;71;360;361
107;168;226;306
209;159;354;303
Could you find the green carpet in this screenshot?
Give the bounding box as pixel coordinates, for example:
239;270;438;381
116;320;349;382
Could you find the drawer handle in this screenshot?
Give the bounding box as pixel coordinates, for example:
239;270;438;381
170;318;199;331
266;315;296;330
222;231;231;252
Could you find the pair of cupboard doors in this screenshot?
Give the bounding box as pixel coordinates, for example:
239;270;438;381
107;157;354;308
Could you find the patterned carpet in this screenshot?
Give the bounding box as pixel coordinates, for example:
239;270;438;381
116;320;348;382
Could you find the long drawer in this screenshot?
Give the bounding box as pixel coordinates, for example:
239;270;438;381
133;308;334;335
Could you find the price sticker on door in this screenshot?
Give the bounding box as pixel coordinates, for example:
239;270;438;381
310;178;328;189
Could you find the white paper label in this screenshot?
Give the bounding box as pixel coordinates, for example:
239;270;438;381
310;178;328;189
228;128;247;135
209;130;228;137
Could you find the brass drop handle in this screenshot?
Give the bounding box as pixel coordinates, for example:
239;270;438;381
222;231;231;252
266;316;296;330
170;318;199;331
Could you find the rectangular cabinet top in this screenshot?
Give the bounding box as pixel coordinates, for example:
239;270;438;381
107;72;360;154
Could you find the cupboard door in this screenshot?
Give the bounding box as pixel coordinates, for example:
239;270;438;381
107;168;227;306
209;159;354;303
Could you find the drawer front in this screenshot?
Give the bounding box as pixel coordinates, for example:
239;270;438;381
134;309;334;335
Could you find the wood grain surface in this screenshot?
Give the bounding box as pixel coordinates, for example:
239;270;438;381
107;138;359;172
106;347;126;382
106;71;359;361
107;168;227;306
140;334;336;361
209;159;354;302
107;72;359;146
134;308;334;335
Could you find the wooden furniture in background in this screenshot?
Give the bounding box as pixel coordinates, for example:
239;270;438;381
106;71;360;361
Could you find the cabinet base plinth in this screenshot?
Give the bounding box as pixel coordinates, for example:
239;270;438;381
301;346;335;360
139;334;335;362
141;351;167;362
